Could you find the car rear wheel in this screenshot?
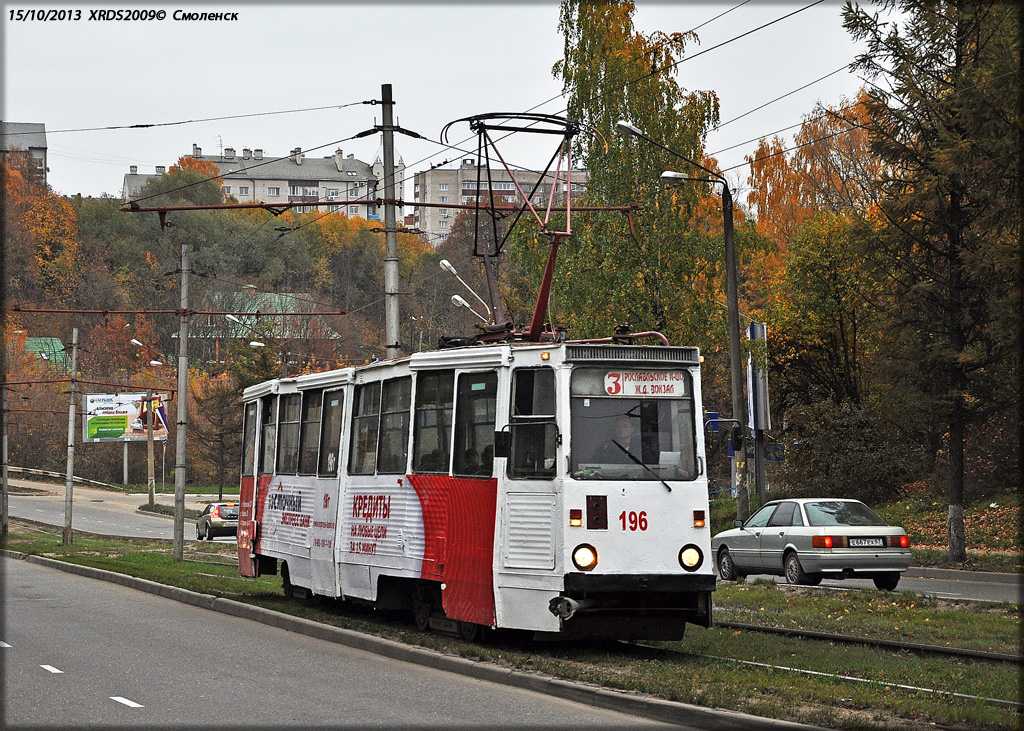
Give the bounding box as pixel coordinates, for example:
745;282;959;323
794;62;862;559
785;552;813;585
717;548;742;582
873;572;901;591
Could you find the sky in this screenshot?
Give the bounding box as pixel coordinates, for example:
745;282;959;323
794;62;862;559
3;0;884;205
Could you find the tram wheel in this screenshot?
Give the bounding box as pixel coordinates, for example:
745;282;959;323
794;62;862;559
457;621;480;642
413;582;436;631
281;563;294;599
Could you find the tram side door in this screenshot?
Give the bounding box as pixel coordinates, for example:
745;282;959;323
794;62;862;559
310;388;346;596
238;401;259;577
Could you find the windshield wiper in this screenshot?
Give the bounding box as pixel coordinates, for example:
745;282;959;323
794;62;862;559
611;440;672;492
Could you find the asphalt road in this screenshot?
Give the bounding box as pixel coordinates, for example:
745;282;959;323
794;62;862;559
5;478;1019;602
5;478;221;541
2;556;676;728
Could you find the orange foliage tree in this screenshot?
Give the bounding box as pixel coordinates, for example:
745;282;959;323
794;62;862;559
3;152;82;308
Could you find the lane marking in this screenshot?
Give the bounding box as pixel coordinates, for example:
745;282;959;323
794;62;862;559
110;696;143;708
1;641;12;648
40;665;63;674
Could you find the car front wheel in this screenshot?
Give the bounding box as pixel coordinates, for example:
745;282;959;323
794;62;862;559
205;525;213;541
717;548;742;582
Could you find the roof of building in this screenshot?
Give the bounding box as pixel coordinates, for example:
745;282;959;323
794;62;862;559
195;291;341;341
1;122;47;152
212;154;376;183
23;337;69;367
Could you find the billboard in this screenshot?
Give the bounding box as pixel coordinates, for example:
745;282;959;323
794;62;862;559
83;392;169;442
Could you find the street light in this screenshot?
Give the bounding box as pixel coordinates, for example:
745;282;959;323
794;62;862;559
440;259;492;323
617;120;751;519
451;294;486;322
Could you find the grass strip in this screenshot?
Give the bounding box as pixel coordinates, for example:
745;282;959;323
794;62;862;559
2;523;1019;730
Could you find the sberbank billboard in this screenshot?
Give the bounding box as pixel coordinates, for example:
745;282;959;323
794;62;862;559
82;392;169;442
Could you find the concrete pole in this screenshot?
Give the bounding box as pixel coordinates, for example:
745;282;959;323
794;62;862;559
2;384;9;539
381;83;401;360
722;187;751;520
173;240;189;560
123;440;129;485
147;388;156;508
63;328;78;545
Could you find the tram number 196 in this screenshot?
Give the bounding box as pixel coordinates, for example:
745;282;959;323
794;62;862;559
619;511;648;531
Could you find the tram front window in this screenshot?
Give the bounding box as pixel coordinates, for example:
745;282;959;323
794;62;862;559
570;368;698;481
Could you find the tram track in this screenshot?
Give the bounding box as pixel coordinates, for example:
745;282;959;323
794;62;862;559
712;620;1022;664
614;626;1023;712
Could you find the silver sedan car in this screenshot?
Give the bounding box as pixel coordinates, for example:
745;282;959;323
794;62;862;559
711;498;911;590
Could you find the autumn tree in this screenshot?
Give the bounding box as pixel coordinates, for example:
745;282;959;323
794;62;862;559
545;0;726;348
2;152;82;313
189;369;241;498
843;0;1021;560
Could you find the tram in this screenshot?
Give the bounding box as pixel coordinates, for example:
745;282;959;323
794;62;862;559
236;338;715;640
234;111;715;640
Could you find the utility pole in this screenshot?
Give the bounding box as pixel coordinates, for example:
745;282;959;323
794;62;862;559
747;322;771;506
173;240;189;561
722;187;751;521
2;382;9;539
146;388;156;508
63;327;78;545
380;83;401;360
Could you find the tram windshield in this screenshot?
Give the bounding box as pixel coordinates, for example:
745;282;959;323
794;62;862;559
570;367;698;481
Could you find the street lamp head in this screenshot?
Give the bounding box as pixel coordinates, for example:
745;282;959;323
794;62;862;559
615;120;642;138
149;360;164;367
660;171;690;182
249;341;266;348
225;314;242;324
451;294;470;308
439;259;458;275
130;338;144;347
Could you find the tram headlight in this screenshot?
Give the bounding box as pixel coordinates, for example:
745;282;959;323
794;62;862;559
572;543;598;571
678;544;704;571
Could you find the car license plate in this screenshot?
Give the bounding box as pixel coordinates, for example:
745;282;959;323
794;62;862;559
850;537;883;547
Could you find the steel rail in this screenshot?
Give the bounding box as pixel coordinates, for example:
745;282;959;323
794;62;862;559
712;620;1022;664
622;641;1022;711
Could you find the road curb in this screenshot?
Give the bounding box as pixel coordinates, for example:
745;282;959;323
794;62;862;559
1;549;828;730
905;567;1019;584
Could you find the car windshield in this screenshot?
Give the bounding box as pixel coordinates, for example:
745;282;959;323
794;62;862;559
569;367;697;481
804;501;886;527
219;505;239;519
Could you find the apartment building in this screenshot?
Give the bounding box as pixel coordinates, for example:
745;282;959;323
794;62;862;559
122;144;404;221
1;122;48;186
412;157;588;244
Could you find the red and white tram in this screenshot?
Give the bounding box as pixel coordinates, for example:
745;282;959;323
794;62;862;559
237;340;715;640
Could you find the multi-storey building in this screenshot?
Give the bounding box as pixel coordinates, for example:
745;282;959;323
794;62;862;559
411;157;588;245
122;144;404;221
1;122;48;186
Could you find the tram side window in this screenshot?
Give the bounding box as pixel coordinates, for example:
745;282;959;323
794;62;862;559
377;377;411;474
349;382;381;475
509;367;557;480
276;394;301;475
512;368;555;417
453;372;497;477
241;402;258;477
297;390;322;475
259;396;277;475
413;370;454;474
318;390;345;477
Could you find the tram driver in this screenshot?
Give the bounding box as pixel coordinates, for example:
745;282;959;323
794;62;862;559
592;414;641;464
